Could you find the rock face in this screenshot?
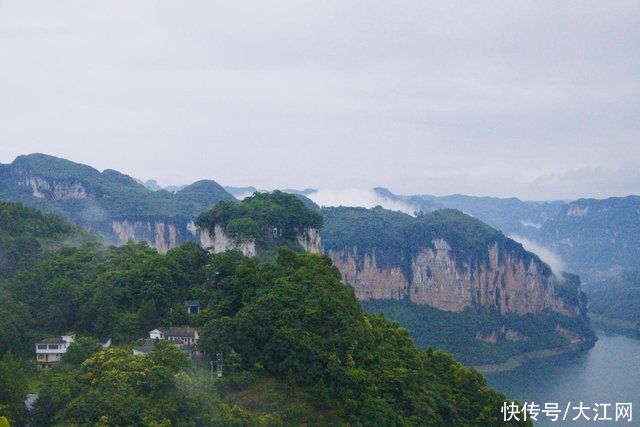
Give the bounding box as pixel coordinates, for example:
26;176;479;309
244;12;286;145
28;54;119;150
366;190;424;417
329;238;581;317
19;174;89;200
321;207;588;320
193;223;322;257
111;220;183;253
296;228;323;254
195;224;257;257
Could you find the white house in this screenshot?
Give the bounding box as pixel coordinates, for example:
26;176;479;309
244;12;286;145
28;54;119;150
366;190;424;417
35;333;75;369
149;326;199;345
134;326;199;359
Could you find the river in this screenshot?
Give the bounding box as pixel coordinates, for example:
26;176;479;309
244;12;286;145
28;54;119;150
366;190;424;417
486;329;640;426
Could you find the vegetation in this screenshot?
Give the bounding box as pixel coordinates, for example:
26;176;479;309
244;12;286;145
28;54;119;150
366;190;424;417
0;194;535;424
0;201;91;279
0;153;236;243
61;337;104;365
322;206;551;275
0;353;27;425
0;236;529;425
362;300;593;366
539;196;640;271
195;248;528;425
196;191;323;257
32;341;221;426
585;268;640;328
2;241;211;351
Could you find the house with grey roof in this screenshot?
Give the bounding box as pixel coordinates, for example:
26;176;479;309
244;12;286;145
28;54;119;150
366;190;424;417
134;326;200;359
35;333;75;368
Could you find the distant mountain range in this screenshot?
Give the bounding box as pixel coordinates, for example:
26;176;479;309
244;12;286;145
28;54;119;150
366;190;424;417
354;188;640;276
2;154;638;277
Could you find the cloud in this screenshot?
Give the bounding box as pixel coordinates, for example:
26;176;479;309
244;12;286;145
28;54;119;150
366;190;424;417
510;235;566;278
306;188;417;215
0;1;638;200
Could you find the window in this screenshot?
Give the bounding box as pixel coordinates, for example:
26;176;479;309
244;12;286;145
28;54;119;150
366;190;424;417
37;344;47;350
37;354;46;361
48;344;59;350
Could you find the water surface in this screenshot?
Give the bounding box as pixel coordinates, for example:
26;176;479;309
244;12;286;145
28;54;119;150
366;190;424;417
487;330;640;426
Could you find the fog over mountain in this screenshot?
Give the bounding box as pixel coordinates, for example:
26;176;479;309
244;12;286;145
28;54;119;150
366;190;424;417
1;1;639;200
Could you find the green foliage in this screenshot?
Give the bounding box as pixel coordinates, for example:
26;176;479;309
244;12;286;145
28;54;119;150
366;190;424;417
362;300;593;366
0;291;35;355
61;337;103;365
321;206;551;276
33;346;218;426
0;200;90;279
0;353;27;424
4;241;209;349
585;267;640;324
198;248;530;425
0;154;236;243
196;191;323;254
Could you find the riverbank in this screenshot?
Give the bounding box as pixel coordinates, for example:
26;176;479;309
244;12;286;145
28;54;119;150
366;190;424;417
473;339;594;374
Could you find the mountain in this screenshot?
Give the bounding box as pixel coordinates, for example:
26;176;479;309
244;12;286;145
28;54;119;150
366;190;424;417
372;187;564;239
223;186;259;199
538;196;640;272
373;188;640;276
321;206;594;365
0;154;236;250
0;198;527;424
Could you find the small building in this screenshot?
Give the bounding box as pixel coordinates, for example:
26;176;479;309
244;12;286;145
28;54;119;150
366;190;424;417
149;326;199;345
185;300;200;315
35;333;75;369
134;327;199;359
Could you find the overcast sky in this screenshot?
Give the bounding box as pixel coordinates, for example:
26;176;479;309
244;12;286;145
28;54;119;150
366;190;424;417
1;1;638;200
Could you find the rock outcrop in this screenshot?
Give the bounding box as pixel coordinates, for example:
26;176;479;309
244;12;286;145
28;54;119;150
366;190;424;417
111;219;182;253
329;238;581;317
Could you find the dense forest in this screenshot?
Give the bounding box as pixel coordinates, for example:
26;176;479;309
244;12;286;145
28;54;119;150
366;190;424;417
362;299;593;366
0;200;530;425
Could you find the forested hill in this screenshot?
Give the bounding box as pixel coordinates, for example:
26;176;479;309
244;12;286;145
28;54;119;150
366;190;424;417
0;153;236;247
321;206;594;366
0;201;91;279
1;233;530;424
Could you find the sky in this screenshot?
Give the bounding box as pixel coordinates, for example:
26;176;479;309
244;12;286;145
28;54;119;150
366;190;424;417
1;1;638;200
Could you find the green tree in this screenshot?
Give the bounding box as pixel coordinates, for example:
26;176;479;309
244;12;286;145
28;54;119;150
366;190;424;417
0;353;27;424
61;337;103;365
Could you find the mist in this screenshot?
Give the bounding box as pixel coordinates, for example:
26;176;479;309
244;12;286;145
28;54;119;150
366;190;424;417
305;188;416;215
510;234;566;278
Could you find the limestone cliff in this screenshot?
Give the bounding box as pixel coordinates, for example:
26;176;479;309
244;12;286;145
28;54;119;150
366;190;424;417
322;207;588;318
329;238;581;317
111;219;182;253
